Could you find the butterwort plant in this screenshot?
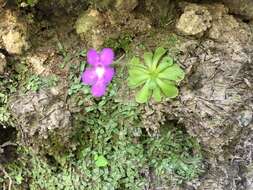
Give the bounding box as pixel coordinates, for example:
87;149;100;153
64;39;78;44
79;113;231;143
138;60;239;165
128;47;185;103
82;48;115;97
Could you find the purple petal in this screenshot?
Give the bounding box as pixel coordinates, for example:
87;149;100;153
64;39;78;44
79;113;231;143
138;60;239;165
87;49;99;65
100;48;114;66
91;81;107;97
103;67;115;84
81;68;97;85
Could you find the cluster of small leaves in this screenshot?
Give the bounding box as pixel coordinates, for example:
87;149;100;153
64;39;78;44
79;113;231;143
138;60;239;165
145;125;203;185
67;60;89;96
104;34;133;54
128;47;185;103
25;74;58;92
0;74;17;125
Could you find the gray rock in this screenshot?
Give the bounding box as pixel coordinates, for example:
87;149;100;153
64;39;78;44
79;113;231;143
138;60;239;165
10;90;73;159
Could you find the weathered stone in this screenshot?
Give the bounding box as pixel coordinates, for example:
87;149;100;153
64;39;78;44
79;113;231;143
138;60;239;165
75;9;103;36
27;52;50;75
144;0;176;24
222;0;253;20
2;30;29;54
176;4;212;36
0;10;29;55
75;9;104;48
0;53;6;74
92;0;138;12
208;14;252;43
75;8;151;49
114;0;138;11
10;90;73;161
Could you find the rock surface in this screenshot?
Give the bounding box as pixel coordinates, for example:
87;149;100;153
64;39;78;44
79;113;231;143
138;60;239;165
222;0;253;20
176;4;212;36
0;10;29;54
114;0;138;11
10;90;73;160
75;9;104;48
144;0;176;24
75;8;151;49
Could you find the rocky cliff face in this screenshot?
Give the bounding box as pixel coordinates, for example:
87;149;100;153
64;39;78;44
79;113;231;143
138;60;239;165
0;0;253;189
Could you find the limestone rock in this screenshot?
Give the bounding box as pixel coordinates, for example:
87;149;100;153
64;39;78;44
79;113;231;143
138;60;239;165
144;0;176;24
222;0;253;20
27;52;50;75
208;14;252;43
10;90;73;160
75;9;103;36
0;10;29;55
75;8;151;49
176;4;212;36
114;0;138;11
92;0;138;12
0;53;6;74
2;30;29;54
75;9;104;48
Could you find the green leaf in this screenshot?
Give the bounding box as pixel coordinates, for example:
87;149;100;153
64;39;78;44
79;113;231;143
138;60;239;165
143;52;153;68
156;79;179;98
158;64;185;82
152;47;167;69
129;56;147;70
128;69;150;88
130;56;140;65
95;155;108;167
156;56;174;73
152;86;162;102
135;81;151;103
147;80;157;90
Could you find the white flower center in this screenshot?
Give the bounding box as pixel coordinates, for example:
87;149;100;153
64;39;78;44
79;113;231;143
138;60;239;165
95;66;105;79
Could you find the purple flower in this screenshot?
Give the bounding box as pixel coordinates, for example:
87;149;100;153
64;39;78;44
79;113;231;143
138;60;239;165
82;48;115;97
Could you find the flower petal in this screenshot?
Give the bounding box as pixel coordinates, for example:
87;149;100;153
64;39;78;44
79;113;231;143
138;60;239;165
82;68;97;85
91;81;107;97
103;67;115;84
100;48;114;65
87;49;99;65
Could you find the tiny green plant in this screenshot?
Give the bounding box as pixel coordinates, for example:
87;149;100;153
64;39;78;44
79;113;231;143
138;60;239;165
26;74;59;92
127;47;185;103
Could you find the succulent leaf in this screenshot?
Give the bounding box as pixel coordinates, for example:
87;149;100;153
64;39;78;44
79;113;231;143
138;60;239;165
156;56;174;73
129;56;147;70
156;79;178;98
143;52;153;67
158;64;185;82
153;86;162;102
135;81;151;103
128;69;149;88
152;47;167;69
